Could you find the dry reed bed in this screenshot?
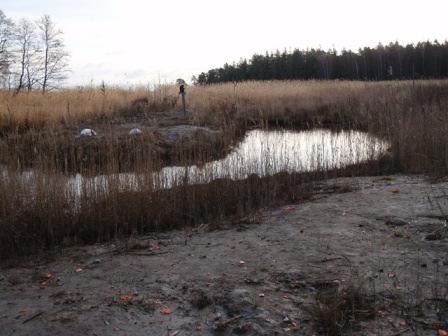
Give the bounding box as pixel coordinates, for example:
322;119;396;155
0;127;239;174
0;85;179;130
2;80;448;173
1;80;448;259
2;80;447;129
0;158;392;259
188;80;448;173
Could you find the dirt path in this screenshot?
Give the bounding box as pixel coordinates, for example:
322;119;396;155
1;175;447;336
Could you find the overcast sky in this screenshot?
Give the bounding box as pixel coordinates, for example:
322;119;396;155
1;0;447;86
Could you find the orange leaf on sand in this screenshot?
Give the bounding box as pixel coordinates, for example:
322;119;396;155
439;330;447;336
39;272;54;288
160;306;172;314
282;206;294;213
43;272;53;280
150;243;160;252
119;294;133;302
288;321;299;329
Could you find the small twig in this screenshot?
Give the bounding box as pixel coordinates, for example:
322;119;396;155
410;317;443;329
22;311;43;324
308;263;323;268
427;190;446;217
127;251;170;256
391;328;411;336
320;257;344;263
217;314;242;327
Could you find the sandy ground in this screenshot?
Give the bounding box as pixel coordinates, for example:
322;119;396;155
1;175;448;336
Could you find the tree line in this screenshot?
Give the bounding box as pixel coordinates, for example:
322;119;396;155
194;41;448;84
0;10;69;93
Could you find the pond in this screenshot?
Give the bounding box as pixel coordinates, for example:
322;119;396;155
65;128;387;193
153;128;387;188
2;129;387;197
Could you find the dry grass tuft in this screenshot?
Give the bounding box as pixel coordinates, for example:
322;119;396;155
309;282;376;336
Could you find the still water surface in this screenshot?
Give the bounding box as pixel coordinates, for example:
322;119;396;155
155;129;387;187
65;129;387;193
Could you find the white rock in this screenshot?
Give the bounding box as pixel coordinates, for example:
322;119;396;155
79;128;97;137
129;128;142;135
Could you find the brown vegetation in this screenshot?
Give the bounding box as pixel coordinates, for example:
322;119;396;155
308;282;376;336
1;80;447;259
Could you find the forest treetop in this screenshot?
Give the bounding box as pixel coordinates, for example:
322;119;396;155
193;41;448;84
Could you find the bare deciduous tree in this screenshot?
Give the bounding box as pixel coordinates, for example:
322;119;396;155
13;19;38;93
0;10;14;88
37;14;69;93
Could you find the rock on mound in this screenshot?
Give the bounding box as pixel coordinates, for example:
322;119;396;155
159;125;221;142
